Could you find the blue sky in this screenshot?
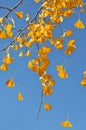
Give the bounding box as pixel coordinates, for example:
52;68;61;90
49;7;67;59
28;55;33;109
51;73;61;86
0;0;86;130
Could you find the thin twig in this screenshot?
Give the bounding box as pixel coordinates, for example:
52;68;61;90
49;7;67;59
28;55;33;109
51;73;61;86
37;89;43;120
0;6;11;11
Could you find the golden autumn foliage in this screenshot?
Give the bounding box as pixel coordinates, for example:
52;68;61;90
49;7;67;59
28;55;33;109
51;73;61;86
0;0;85;122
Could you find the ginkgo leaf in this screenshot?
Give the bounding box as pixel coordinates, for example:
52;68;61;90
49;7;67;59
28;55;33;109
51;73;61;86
18;51;24;57
60;120;72;128
64;45;76;55
15;11;23;19
42;86;53;96
80;77;86;86
67;39;75;47
25;51;31;57
12;45;19;50
0;63;9;71
0;17;4;24
4;24;13;31
44;103;52;110
74;19;85;29
56;65;63;72
0;29;7;39
83;70;86;75
64;29;74;36
58;69;68;78
34;0;40;2
17;92;24;101
25;13;29;21
3;55;14;64
6;78;15;87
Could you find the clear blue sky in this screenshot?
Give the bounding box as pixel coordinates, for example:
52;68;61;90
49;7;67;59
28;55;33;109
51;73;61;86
0;0;86;130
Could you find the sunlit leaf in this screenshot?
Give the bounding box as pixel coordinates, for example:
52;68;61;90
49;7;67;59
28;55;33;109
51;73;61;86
60;120;72;128
80;77;86;86
15;11;23;19
74;19;85;29
64;45;76;55
58;69;68;78
0;63;9;71
17;92;24;101
0;17;4;24
3;55;14;64
44;103;52;110
6;78;15;87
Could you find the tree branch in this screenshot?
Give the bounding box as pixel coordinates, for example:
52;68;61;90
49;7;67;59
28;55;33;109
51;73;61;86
3;0;23;18
0;4;43;53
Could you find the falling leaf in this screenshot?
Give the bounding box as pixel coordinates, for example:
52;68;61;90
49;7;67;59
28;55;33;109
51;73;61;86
6;78;15;87
60;120;72;128
17;92;24;101
74;19;85;29
15;11;23;19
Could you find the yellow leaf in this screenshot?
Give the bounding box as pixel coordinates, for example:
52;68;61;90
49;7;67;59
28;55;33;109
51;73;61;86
3;55;14;64
56;65;63;72
12;45;19;50
58;69;68;78
17;92;24;101
34;0;40;2
18;51;24;57
0;63;9;71
60;120;72;128
4;24;12;31
6;78;15;87
0;29;7;39
67;40;75;47
25;13;29;21
65;30;74;36
74;19;85;29
64;45;76;55
44;103;52;110
15;11;23;19
83;70;86;75
25;51;31;57
80;77;86;86
42;86;53;96
0;17;4;24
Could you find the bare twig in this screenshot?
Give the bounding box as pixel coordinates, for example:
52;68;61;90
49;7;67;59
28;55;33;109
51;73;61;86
0;6;11;11
37;89;43;120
